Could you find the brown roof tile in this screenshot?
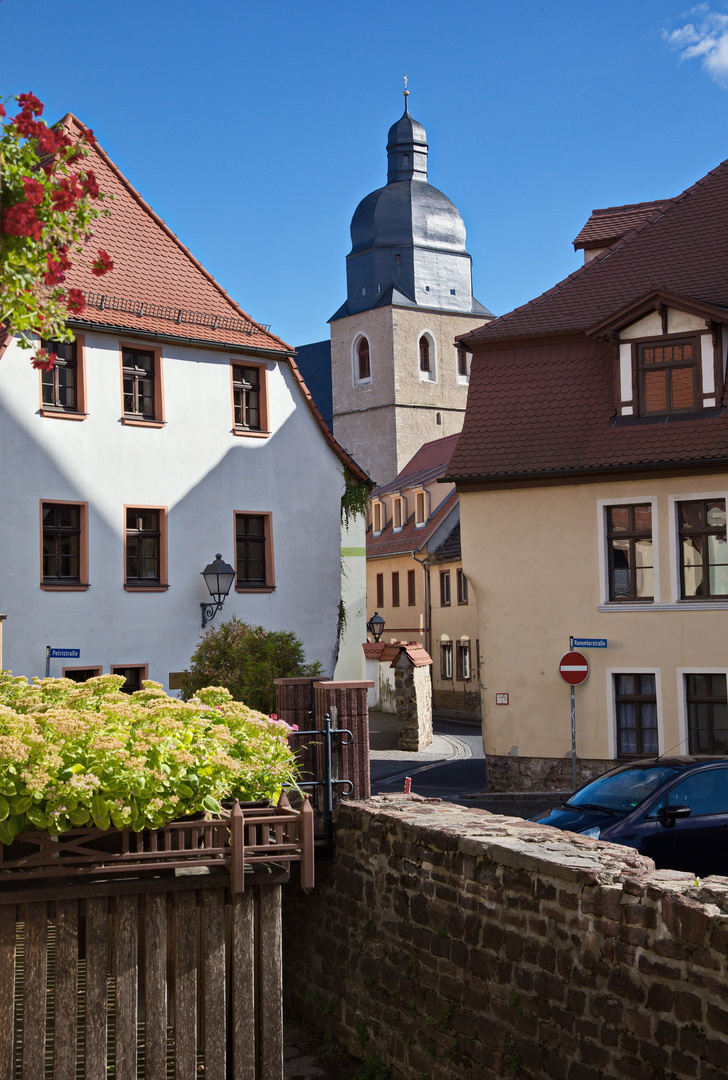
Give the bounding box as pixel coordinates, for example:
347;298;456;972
572;200;672;250
461;158;728;344
368;489;458;557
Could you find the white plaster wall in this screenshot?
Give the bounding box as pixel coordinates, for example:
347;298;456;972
334;515;367;681
0;332;345;691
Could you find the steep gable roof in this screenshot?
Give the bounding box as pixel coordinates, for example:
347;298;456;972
462;157;728;345
56;115;371;485
60;115;288;354
373;433;460;497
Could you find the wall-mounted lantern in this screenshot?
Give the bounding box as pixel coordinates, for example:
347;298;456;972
200;554;235;628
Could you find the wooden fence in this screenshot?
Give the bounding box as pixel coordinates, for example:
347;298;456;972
0;797;313;1079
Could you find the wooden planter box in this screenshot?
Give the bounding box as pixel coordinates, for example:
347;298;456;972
0;792;314;893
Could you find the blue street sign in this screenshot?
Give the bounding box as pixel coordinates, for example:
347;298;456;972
571;639;607;649
48;648;80;659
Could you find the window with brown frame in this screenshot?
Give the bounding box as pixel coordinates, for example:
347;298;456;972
407;569;416;606
686;674;728;754
41;338;85;415
372;502;383;534
440;570;451;606
614;674;658;757
391;572;400;607
419;336;430;373
357;338;371;381
42;503;86;586
63;667;102;683
457;569;468;605
606;504;653;601
235;512;274;590
441;642;453;680
456;642;471;681
232;364;262;430
122;347;157;419
393;498;403;530
125;508;164;587
678;499;728;599
376;573;384;608
415;491;426;525
111;665;148;695
638;338;698;416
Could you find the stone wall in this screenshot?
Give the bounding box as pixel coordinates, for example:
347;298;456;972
283;796;728;1080
394;664;433;751
485;753;614;793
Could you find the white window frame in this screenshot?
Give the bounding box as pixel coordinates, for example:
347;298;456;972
668;490;728;605
456;345;470;385
676;667;728;757
440;638;453;680
597;496;659;607
414;489;427;527
392;496;404;532
606;667;663;760
371;500;384;536
418;331;437;383
352;334;372;387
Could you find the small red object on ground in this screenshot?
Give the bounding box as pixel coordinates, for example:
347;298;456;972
403;777;412;794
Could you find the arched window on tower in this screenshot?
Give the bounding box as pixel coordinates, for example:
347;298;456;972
357;337;371;381
419;336;430;373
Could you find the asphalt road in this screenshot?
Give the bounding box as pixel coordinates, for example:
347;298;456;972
372;718;564;819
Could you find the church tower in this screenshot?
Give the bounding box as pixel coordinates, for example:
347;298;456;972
330;93;492;486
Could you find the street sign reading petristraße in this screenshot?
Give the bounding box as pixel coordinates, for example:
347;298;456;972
47;648;81;659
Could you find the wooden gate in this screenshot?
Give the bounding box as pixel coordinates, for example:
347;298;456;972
0;798;313;1079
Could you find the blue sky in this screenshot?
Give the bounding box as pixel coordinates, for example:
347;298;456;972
3;1;728;346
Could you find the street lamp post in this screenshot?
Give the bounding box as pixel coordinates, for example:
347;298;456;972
200;554;236;628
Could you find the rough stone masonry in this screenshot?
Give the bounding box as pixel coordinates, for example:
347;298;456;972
283;795;728;1080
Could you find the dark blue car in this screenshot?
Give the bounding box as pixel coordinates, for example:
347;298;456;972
531;756;728;877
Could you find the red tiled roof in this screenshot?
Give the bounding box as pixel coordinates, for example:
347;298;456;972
54;116;370;485
363;643;386;660
379;643;432;668
60;116;288;353
446;339;728;482
461;157;728;344
373;433;460;496
572;200;672;250
368;489;458;557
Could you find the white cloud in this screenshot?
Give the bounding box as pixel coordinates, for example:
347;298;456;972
664;7;728;86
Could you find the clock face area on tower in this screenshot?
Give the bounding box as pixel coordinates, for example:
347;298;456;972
329;98;493;487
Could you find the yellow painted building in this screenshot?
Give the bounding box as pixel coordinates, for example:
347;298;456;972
448;173;728;790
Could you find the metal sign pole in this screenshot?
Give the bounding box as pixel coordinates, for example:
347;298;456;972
569;636;577;792
45;645;50;679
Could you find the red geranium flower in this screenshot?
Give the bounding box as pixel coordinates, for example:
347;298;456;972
17;93;44;116
80;169;100;198
2;202;42;241
35;126;63;157
0;104;5;119
13;114;42;139
22;178;45;206
78;124;96;146
91;249;113;276
66;288;86;314
51;175;82;212
32;348;58;372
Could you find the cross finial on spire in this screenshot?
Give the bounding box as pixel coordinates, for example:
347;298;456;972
403;73;409;113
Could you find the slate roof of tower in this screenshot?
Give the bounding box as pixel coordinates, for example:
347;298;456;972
52;114;370;485
447;155;728;483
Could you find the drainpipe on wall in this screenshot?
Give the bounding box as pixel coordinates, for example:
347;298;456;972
0;614;6;670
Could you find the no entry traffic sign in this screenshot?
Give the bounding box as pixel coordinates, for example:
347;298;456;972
559;651;589;686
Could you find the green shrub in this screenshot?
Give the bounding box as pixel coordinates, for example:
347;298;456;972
0;673;299;841
180;618;323;713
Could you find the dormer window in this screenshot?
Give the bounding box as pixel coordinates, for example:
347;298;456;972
639;338;698;415
372;501;383;535
414;491;427;526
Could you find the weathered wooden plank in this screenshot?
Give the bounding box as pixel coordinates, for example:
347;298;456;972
21;901;47;1080
114;894;138;1080
0;904;16;1080
53;899;79;1080
144;893;168;1080
174;891;198;1079
258;886;282;1080
202;890;226;1080
84;896;109;1080
230;891;256;1080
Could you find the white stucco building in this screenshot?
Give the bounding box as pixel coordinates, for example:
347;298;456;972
0;115;369;690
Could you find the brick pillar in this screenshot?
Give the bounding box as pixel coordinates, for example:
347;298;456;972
274;677;330;793
313;681;374;800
